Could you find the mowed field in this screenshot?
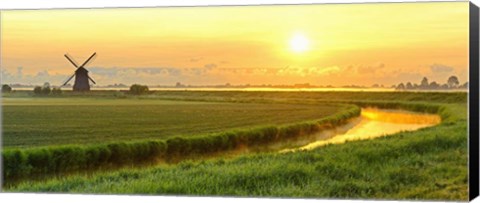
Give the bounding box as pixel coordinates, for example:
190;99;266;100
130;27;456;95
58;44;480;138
2;91;469;200
2;98;342;148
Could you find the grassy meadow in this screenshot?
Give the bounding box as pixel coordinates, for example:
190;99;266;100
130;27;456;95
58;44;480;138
1;90;469;200
2;98;343;148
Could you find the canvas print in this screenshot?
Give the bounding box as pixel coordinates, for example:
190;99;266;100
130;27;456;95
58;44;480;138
0;1;472;201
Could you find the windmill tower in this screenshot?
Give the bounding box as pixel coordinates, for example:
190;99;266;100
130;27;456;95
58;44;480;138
62;52;97;91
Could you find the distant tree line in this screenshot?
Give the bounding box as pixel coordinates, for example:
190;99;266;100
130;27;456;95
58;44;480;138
395;75;467;90
33;82;62;96
129;84;149;95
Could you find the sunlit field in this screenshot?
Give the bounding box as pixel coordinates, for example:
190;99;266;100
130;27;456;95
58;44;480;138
1;90;468;200
2;98;343;148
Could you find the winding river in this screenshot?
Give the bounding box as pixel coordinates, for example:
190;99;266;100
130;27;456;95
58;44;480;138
280;108;441;152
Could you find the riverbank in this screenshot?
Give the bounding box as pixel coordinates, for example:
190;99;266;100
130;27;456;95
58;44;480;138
282;108;441;152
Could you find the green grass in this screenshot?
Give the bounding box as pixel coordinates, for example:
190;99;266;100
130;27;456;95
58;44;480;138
2;90;467;103
137;90;468;104
1;101;360;183
1;95;360;183
2;91;469;200
7;103;467;200
2;98;343;148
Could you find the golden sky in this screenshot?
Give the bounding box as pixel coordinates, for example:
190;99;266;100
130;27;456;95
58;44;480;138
0;2;469;86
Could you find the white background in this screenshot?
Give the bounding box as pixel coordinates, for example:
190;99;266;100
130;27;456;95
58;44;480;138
0;0;478;203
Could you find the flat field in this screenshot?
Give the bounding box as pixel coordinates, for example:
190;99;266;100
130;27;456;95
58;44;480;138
2;98;341;148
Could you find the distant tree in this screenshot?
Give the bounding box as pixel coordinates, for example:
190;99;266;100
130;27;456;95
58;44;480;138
1;84;12;93
447;75;460;88
429;81;440;89
33;86;43;95
420;77;429;88
175;82;184;87
406;82;413;89
42;83;51;95
129;84;149;95
52;87;62;95
396;83;405;90
441;84;449;89
460;82;468;89
33;83;53;95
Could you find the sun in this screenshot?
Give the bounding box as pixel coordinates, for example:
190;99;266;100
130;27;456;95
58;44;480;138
290;33;310;53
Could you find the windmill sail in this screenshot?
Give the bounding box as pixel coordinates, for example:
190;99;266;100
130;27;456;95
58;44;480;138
80;52;96;68
63;73;75;86
64;54;79;68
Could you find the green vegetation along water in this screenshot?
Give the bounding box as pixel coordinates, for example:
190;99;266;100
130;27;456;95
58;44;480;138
282;108;441;152
2;95;360;184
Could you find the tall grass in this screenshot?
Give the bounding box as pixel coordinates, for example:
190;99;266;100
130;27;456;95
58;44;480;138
2;141;169;183
2;104;360;184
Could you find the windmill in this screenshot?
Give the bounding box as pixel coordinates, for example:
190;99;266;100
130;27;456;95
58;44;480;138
62;52;97;91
